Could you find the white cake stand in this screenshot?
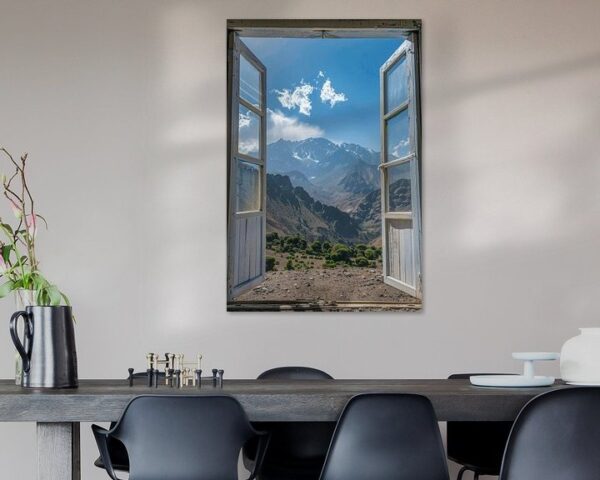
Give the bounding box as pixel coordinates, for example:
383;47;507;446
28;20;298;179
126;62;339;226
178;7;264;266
470;352;560;387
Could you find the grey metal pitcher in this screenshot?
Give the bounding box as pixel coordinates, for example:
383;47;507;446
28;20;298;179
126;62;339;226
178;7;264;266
10;306;78;388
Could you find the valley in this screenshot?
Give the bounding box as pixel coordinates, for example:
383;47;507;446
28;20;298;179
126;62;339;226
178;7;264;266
266;137;410;244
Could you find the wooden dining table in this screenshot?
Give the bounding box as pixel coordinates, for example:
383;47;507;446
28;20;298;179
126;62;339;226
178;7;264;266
0;378;570;480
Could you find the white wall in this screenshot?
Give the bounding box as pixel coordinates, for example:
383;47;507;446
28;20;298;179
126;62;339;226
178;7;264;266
1;0;599;478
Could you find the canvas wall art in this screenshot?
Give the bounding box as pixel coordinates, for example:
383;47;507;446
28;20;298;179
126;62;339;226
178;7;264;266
226;20;422;312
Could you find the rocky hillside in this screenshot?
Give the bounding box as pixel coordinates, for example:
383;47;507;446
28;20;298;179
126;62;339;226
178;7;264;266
266;174;365;243
351;178;412;241
265;138;413;245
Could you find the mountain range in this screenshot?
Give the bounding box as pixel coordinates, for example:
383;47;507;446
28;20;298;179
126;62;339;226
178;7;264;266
264;137;413;244
267;138;380;212
264;138;381;243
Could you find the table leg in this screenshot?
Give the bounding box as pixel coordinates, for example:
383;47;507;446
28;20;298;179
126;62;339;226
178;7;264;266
37;422;81;480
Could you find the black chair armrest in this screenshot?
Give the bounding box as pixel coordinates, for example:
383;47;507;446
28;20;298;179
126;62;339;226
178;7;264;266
247;431;270;480
92;424;123;480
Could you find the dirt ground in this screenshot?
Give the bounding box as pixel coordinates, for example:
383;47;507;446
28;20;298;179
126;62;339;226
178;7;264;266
233;250;421;310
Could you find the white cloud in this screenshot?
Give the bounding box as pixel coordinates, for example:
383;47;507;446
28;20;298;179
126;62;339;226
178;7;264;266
320;79;348;108
391;139;410;159
317;70;325;78
238;111;259;155
268;109;324;142
239;138;259;155
276;82;314;116
238;112;251;128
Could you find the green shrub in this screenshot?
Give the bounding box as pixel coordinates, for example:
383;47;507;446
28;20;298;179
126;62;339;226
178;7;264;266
308;240;322;255
281;235;307;253
354;257;369;267
265;256;276;272
285;259;295;270
329;244;352;263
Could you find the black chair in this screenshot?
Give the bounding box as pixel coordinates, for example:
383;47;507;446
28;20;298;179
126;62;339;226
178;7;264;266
447;373;513;480
320;393;449;480
92;395;269;480
243;366;335;480
500;387;600;480
94;372;166;472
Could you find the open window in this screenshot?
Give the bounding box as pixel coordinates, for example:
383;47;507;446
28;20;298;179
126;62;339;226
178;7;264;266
227;21;422;309
227;35;267;300
379;35;422;299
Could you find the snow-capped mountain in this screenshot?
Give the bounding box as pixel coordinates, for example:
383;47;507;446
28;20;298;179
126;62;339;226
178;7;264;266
267;138;380;210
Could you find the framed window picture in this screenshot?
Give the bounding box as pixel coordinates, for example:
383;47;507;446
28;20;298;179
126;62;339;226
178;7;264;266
227;20;422;312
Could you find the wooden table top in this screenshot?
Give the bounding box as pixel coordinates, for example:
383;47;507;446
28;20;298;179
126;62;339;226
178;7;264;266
0;378;571;422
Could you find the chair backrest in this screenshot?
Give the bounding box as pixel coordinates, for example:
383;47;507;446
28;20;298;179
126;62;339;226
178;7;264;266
258;366;333;380
447;373;513;472
320;394;449;480
252;366;335;461
111;395;256;480
500;387;600;480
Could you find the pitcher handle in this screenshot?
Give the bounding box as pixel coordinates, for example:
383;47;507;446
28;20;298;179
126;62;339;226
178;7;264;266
10;311;33;373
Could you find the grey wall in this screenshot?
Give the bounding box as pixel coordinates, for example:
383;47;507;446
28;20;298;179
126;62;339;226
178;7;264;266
1;0;599;478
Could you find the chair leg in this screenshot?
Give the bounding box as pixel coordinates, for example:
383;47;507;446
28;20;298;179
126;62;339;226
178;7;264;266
473;473;479;480
457;466;468;480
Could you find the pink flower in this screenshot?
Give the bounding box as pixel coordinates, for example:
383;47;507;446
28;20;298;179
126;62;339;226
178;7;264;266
7;198;22;219
25;214;37;237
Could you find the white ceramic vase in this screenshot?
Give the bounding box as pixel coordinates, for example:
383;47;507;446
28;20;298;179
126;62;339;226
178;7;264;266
560;328;600;385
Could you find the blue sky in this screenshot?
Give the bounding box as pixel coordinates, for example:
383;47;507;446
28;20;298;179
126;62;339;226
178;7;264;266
242;37;404;150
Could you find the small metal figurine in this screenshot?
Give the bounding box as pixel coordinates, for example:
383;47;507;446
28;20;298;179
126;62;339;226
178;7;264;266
217;369;224;388
128;368;134;387
167;353;175;387
212;369;218;387
146;353;154;387
195;354;203;388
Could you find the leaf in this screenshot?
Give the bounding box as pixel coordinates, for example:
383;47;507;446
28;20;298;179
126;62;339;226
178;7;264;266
0;280;15;298
60;291;72;307
1;245;12;263
36;288;48;306
0;223;13;235
35;214;49;229
47;285;61;306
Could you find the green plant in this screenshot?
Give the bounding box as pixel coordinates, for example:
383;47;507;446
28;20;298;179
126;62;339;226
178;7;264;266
265;256;276;272
285;259;295;270
0;148;70;306
354;257;369;267
307;240;322;255
329;243;352;263
364;248;376;260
